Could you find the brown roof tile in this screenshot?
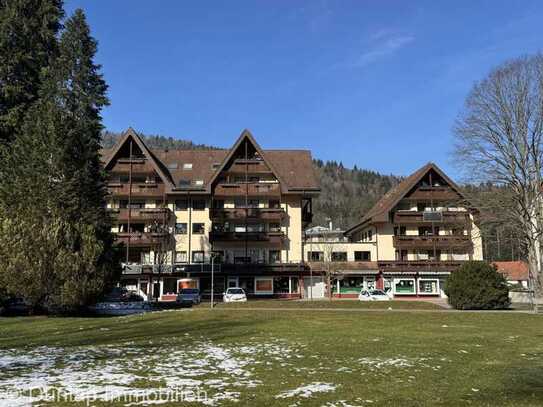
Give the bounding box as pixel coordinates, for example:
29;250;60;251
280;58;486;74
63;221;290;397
493;261;529;281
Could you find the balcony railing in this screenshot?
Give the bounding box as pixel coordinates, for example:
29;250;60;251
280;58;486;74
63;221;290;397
210;207;286;221
109;207;172;222
209;231;285;244
107;182;165;197
116;232;171;247
404;186;460;201
110;158;155;174
213;182;281;197
393;211;469;225
393;235;472;249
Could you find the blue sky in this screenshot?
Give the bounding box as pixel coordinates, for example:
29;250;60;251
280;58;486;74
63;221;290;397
66;0;543;177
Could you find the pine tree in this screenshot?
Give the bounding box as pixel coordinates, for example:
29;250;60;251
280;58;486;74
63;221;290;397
0;0;63;144
0;8;119;313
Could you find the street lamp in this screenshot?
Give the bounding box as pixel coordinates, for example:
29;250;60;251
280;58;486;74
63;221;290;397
210;252;216;309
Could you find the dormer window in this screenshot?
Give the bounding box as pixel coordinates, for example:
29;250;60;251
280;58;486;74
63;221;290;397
183;163;193;170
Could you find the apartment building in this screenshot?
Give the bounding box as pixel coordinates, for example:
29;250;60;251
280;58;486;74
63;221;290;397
101;128;319;300
304;163;483;298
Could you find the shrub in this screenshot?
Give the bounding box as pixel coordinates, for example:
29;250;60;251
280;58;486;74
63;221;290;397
445;261;510;310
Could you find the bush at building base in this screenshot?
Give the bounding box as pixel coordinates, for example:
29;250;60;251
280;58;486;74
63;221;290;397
444;261;510;310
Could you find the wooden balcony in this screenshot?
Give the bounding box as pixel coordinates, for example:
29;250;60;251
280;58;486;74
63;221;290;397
226;160;273;174
393;211;469;225
109;207;172;222
393;235;472;249
107;182;165;197
115;232;171;247
209;231;285;244
110;158;156;174
404;187;460;201
213;182;281;198
210;207;286;222
378;260;465;273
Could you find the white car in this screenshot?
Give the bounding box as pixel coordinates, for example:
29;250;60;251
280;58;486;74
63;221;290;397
358;289;391;301
223;288;247;303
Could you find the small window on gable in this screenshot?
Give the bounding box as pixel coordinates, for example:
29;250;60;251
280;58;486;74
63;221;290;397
178;179;191;188
167;163;178;169
211;163;221;170
183;163;193;170
194;180;204;186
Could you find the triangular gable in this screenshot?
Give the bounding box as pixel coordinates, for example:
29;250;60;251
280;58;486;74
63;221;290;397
345;162;469;234
103;127;174;188
206;129;287;193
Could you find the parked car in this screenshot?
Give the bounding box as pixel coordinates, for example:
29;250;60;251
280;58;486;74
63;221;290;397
176;288;201;306
0;297;31;316
223;288;247;303
358;289;391;301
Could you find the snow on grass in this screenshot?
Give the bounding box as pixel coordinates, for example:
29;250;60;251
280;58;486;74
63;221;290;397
0;338;302;406
275;382;337;399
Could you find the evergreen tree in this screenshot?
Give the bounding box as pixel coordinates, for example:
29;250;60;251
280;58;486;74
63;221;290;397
0;0;63;144
0;8;119;313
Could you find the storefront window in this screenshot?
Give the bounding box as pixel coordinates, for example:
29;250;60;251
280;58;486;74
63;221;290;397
239;277;255;294
163;278;178;295
418;279;439;294
334;277;364;294
290;277;299;294
395;279;415;294
255;278;273;294
273;277;289;293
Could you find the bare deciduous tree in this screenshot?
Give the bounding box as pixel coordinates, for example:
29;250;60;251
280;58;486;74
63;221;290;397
454;54;543;310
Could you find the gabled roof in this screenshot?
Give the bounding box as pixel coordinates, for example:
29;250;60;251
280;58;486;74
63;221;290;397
206;129;288;193
493;261;529;281
345;162;467;234
101;128;320;194
103;128;174;188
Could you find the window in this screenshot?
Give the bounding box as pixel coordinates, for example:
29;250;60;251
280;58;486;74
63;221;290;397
394;226;406;236
175;200;188;211
194;180;204;186
163;278;178;295
395;249;408;261
175;223;187;235
213;200;224;209
354;251;371;261
269;223;281;232
368;230;372;241
192;199;206;210
192;251;204;263
334;277;364;294
183;163;193;170
269;250;281;264
175;251;187;263
269;200;280;209
394;279;416;294
274;277;290;294
255;277;273;294
192;223;205;234
331;252;347;262
167;163;178;170
178;179;191;187
309;251;324;262
418;279;439;294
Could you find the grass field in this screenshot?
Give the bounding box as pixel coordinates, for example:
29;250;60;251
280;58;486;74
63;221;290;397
0;306;542;406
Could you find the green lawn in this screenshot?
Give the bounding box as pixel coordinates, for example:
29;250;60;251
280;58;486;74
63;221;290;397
0;308;542;406
206;299;444;310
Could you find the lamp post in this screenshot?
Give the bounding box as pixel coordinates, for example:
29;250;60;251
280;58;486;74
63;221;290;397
210;253;215;309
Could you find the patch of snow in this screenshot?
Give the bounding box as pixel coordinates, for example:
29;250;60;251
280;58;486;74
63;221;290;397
275;382;337;399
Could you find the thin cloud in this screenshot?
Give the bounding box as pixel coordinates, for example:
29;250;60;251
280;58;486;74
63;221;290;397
355;34;415;67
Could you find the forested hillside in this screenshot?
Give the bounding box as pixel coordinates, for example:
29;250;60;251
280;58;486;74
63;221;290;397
101;131;520;261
